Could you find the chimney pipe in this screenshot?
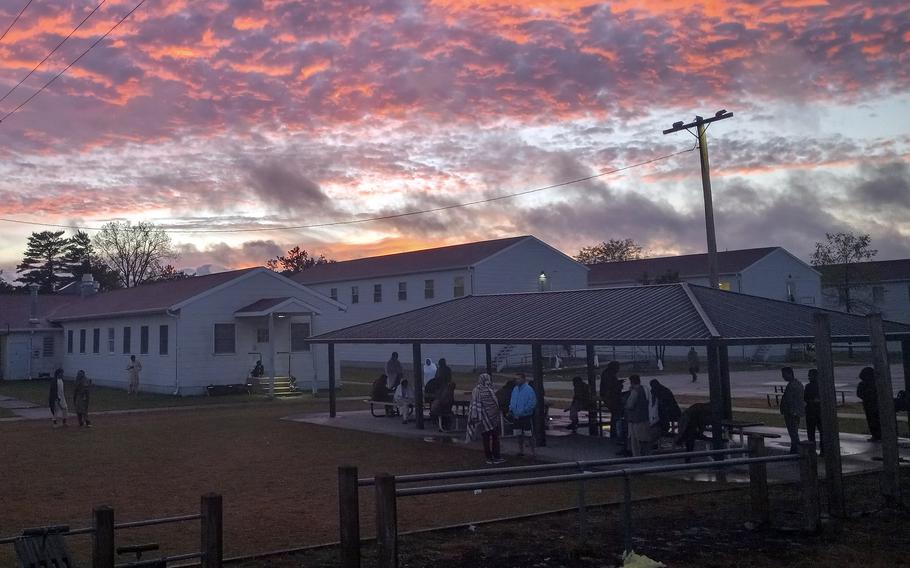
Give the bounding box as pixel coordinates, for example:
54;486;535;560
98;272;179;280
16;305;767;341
80;274;97;298
28;283;39;325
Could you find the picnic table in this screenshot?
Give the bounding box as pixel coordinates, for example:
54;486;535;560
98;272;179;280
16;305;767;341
763;382;848;407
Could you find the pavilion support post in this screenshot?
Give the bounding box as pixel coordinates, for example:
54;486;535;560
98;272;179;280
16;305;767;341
532;344;546;448
719;343;732;420
413;343;424;430
902;340;910;438
328;343;337;418
585;344;598;436
485;344;493;376
868;314;901;506
814;313;846;518
706;339;725;450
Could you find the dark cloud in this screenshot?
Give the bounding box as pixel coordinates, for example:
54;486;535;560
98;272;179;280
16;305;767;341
242;158;335;213
855;162;910;209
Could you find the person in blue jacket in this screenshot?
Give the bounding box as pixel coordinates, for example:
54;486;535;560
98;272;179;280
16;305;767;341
509;372;537;457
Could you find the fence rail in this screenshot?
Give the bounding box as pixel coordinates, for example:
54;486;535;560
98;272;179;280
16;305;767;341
339;436;822;568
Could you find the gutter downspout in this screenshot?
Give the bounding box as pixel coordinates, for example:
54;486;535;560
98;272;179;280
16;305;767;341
167;309;180;395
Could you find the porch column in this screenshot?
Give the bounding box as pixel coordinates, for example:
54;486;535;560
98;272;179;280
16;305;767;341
485;344;493;376
706;339;724;450
868;314;901;505
413;343;424;430
268;312;276;398
328;343;336;418
814;312;845;518
532;344;546;447
585;344;598;436
719;343;732;420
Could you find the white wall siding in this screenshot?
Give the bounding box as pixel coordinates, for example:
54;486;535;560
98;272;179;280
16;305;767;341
822;280;910;323
1;330;62;380
472;238;588;294
740;249;821;305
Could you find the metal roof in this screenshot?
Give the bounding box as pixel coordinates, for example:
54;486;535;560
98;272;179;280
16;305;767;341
587;247;778;284
310;283;910;346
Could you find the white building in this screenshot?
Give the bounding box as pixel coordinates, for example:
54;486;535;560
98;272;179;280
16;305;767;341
0;292;70;381
588;247;821;304
2;269;345;395
293;235;589;369
819;259;910;323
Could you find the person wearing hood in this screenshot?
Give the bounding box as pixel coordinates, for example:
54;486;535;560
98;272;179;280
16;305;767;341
425;358;452;402
624;375;651;456
779;367;805;454
599;361;623;440
423;358;437;384
565;376;593;433
649;379;681;437
857;366;881;442
49;368;68;427
467;373;504;464
430;382;457;431
385;352;404;390
73;370;92;428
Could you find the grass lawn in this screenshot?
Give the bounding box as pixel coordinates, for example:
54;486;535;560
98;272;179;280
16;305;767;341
0;407;15;418
0;399;721;565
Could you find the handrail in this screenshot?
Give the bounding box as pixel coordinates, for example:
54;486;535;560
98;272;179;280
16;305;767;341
358;447;749;486
0;512;200;545
395;454;799;497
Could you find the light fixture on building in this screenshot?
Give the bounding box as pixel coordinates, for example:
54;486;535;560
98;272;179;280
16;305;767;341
538;271;548;291
786;274;795;303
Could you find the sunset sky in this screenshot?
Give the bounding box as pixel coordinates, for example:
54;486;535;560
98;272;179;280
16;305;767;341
0;0;908;277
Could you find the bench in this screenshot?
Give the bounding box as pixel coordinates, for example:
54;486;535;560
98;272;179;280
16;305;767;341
15;525;74;568
766;390;847;408
365;399;400;417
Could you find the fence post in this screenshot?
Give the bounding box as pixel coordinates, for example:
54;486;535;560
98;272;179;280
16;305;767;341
375;473;398;568
622;470;633;556
747;435;770;526
798;442;820;533
338;466;361;568
868;314;902;506
201;493;223;568
814;312;846;518
576;467;587;539
92;506;115;568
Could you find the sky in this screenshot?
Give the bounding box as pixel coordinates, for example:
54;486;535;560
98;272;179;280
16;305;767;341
0;0;908;278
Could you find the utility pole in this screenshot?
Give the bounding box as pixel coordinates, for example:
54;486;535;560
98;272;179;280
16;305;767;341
663;110;733;289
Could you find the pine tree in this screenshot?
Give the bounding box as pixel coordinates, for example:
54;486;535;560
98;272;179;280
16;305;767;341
16;230;70;292
63;230;122;292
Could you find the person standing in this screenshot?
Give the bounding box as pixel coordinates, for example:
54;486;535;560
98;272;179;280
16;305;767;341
467;373;504;464
393;379;415;424
565;376;592;433
625;375;651;456
687;347;700;383
422;358;437;385
49;368;68;427
779;367;805;454
803;369;822;453
649;379;681;437
599;361;623;439
856;366;881;442
385;352;403;391
509;372;537;457
126;355;142;395
73;370;92;428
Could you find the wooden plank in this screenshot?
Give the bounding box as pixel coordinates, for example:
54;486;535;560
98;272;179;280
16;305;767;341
868;314;901;505
585;344;598;436
328;343;336;418
706;340;725;450
719;343;732;420
531;344;546;448
903;340;910;440
799;442;820;532
814;312;846;518
375;474;398;568
93;506;115;568
485;344;493;376
201;493;223;568
413;343;424;430
747;435;770;526
338;466;361;568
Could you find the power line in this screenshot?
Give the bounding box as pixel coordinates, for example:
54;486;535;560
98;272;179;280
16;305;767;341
0;1;108;106
0;0;34;44
0;144;697;234
0;0;147;125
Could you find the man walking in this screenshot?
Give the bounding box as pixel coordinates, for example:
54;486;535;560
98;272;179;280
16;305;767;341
385;352;404;391
804;368;822;453
509;372;537;457
779;367;805;453
687;347;700;383
625;375;651;456
127;355;142;395
599;361;623;439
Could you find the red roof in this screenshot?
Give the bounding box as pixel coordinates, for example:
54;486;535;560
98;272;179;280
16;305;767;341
0;294;74;330
587;247;779;285
292;236;531;285
49;268;259;321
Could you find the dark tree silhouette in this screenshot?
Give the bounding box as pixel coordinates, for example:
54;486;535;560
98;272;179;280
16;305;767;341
265;246;334;275
575;239;646;265
16;230;70;292
811;232;877;314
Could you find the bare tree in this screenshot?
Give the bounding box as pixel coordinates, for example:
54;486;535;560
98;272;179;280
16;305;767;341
811;232;877;314
93;221;176;288
575;239;646;265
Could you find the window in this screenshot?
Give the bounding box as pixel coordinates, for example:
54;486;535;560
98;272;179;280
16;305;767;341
79;329;86;353
67;330;73;354
107;328;115;353
398;281;407;301
214;323;235;354
424;279;434;299
140;326;149;354
330;288;338;301
290;322;311;352
42;336;54;357
92;328;100;354
257;328;270;343
123;326;131;354
718;281;732;291
373;284;382;303
873;286;885;304
453;276;465;297
351;286;359;304
159;325;169;355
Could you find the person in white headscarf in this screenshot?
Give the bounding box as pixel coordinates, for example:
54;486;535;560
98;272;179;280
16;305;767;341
423;358;437;385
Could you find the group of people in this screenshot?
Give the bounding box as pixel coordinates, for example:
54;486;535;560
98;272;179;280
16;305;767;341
779;365;892;454
370;352;457;425
466;371;538;463
48;368;92;428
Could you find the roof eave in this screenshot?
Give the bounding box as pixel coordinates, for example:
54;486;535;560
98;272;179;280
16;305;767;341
50;307;170;323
